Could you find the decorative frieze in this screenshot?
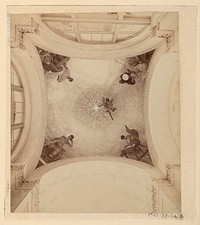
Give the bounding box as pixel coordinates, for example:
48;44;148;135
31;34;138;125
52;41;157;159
150;25;159;38
11;163;39;190
150;163;181;212
13;18;40;49
150;24;173;51
15;178;39;191
31;180;40;213
151;185;158;213
11;163;26;172
152;163;180;185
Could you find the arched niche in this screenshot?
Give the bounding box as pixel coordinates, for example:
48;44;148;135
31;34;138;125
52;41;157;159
15;159;180;213
31;160;159;213
23;15;163;60
10;60;31;162
11;48;47;176
147;52;180;168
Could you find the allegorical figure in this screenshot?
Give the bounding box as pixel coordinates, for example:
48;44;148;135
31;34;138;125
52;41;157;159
125;57;148;81
38;47;73;83
98;97;117;120
42;135;74;163
119;70;138;85
121;125;140;147
118;56;148;85
120;126;143;158
47;63;73;83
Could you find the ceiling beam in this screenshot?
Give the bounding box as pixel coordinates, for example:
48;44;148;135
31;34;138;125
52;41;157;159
43;13;119;20
12;84;23;92
58;30;138;34
112;13;124;43
42;16;151;25
11;123;24;130
70;14;82;43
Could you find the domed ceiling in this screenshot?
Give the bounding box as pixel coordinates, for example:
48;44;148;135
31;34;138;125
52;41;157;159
36;47;154;168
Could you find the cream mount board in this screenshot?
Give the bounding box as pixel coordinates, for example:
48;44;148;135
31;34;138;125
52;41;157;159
0;2;199;225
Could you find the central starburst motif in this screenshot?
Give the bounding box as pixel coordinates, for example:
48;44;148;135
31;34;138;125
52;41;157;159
93;105;99;111
72;88;118;129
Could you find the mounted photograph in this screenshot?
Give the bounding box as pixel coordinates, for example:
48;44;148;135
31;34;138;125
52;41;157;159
9;10;181;214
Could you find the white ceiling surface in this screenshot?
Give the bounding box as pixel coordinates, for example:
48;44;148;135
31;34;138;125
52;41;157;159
39;161;153;213
46;58;146;157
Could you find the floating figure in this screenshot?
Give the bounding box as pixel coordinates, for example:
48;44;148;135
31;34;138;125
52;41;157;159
98;97;117;120
42;135;74;162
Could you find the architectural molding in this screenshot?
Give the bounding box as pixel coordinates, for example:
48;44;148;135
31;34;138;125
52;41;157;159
11;18;40;49
151;163;181;213
152;184;158;213
41;15;151;25
151;12;167;27
150;24;174;52
11;163;39;191
152;163;181;186
11;163;40;212
11;163;26;172
112;13;125;43
31;181;40;213
143;42;167;172
11;48;47;177
145;51;180;171
11;59;32;162
29;155;163;181
18;15;163;59
12;161;180;213
26;31;161;60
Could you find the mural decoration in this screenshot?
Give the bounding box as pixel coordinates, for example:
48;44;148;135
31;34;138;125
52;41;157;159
36;135;74;168
9;11;182;214
98;97;117;120
120;126;153;165
36;47;73;82
119;50;154;85
34;49;155;168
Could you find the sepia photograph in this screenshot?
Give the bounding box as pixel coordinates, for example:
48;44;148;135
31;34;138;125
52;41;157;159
9;10;181;214
0;1;199;224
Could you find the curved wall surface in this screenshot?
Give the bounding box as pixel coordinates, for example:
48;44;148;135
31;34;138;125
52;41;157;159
148;52;180;165
38;161;154;213
24;15;163;60
11;49;47;176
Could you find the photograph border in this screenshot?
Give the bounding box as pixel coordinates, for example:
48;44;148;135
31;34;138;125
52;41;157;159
0;1;199;224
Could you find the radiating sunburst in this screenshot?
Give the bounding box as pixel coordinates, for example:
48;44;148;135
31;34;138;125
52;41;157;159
72;88;119;129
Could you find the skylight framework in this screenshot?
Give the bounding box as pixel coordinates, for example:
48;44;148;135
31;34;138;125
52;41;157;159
42;12;152;44
11;63;25;154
